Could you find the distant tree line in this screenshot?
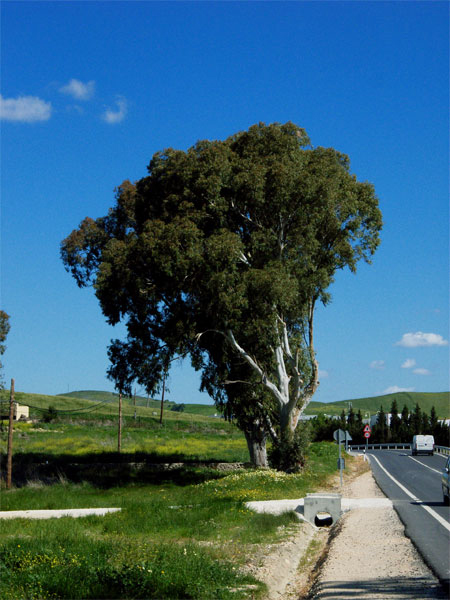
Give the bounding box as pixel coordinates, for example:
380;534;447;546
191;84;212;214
310;399;450;446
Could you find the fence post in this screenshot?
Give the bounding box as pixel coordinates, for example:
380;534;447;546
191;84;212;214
7;378;15;489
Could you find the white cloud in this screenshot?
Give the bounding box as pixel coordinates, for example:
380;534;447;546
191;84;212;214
102;97;127;124
0;94;51;122
401;358;416;369
59;79;95;100
318;369;329;379
395;332;448;347
413;368;431;376
383;385;415;394
370;360;385;370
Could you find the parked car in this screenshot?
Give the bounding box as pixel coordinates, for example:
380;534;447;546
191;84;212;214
411;435;435;456
442;456;450;505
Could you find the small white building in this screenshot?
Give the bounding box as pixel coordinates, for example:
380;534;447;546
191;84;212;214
370;413;393;427
0;402;29;421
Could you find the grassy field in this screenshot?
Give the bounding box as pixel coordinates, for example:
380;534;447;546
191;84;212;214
0;402;346;599
59;390;219;416
0;387;446;598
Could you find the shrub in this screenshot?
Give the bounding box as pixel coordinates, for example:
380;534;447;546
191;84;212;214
42;406;58;423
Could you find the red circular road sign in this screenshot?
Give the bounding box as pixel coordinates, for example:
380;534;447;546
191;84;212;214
364;431;371;438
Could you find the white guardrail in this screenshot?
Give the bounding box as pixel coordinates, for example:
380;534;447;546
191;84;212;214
348;443;450;456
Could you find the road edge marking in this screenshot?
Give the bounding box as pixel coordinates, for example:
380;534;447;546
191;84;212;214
369;453;450;532
409;456;442;475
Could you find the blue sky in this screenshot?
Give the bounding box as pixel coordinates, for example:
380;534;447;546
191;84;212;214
1;1;448;405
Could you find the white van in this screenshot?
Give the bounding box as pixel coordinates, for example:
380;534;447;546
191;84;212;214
412;435;435;456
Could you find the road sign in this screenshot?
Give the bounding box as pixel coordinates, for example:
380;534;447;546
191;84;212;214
364;431;371;438
333;429;352;443
364;425;371;433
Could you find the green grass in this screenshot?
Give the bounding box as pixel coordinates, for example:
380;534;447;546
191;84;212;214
0;389;221;422
0;442;343;599
0;418;248;469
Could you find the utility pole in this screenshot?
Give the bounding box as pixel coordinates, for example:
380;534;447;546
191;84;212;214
7;378;15;489
118;392;122;453
133;388;136;421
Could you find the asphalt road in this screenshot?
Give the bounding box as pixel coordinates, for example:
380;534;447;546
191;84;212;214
367;449;450;590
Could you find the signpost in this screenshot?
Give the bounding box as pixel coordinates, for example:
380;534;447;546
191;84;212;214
333;429;351;487
364;424;371;454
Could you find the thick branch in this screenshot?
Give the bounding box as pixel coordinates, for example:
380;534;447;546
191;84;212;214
257;401;278;443
226;329;286;407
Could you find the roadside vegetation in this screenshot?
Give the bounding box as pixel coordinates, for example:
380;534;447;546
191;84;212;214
311;398;449;446
0;390;351;599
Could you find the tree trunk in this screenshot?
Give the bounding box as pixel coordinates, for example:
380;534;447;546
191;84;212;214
244;421;268;467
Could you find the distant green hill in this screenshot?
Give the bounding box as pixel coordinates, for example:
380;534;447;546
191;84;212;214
305;391;449;418
0;390;219;423
57;389;450;418
2;389;448;421
59;390;218;416
60;390;162;410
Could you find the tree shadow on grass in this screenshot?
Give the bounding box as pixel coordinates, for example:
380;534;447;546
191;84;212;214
0;451;244;489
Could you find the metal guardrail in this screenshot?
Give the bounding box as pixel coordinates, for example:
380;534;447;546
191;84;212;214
348;443;450;455
348;443;411;451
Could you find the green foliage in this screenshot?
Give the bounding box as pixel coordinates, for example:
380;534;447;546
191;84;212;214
268;422;311;472
0;311;10;390
309;403;450;446
61;122;382;471
0;538;260;599
0;441;343;599
42;405;57;423
171;403;185;412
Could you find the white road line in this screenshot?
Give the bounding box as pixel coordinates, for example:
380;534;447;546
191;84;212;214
409;456;443;475
369;454;450;532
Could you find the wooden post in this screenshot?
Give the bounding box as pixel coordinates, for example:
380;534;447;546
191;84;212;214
118;392;122;453
133;388;136;421
6;378;14;489
159;372;166;424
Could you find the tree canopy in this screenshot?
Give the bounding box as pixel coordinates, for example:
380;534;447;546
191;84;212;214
62;122;382;469
0;310;10;390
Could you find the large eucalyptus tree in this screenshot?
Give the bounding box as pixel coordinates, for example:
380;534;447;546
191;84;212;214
62;122;382;470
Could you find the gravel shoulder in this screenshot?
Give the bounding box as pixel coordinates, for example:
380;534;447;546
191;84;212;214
245;455;447;600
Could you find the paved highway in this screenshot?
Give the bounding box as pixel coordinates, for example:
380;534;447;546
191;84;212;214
366;449;450;590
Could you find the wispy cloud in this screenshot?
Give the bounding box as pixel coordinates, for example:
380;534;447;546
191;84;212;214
59;79;95;100
383;385;415;394
370;360;385;370
0;95;52;122
395;332;448;347
401;358;416;369
413;368;431;375
102;97;127;124
318;369;329;379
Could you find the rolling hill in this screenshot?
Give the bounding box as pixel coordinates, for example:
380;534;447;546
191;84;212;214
1;389;448;419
